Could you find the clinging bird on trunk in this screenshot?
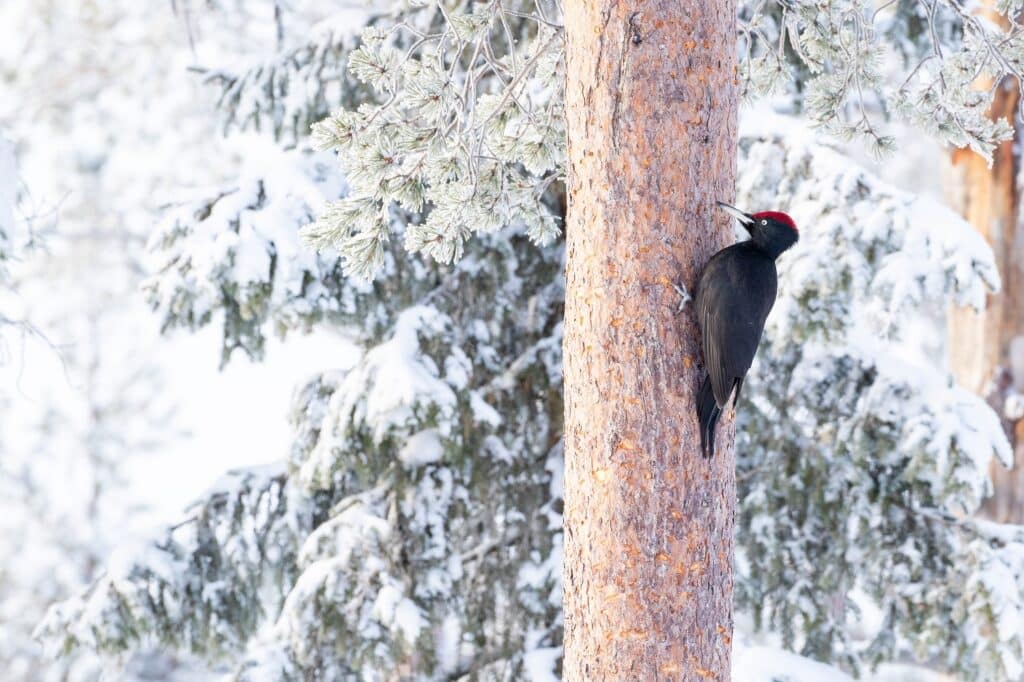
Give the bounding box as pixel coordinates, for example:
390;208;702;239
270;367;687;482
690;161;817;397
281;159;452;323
695;202;799;458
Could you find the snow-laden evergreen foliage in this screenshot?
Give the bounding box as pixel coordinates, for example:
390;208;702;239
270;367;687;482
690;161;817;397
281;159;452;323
42;230;565;679
301;0;564;279
191;7;378;145
738;1;1023;157
145;144;353;365
38;465;303;658
0;2;242;679
36;1;1024;680
734;123;1022;679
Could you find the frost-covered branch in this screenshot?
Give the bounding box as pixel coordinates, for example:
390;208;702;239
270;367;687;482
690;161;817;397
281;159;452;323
739;0;1020;157
302;0;564;279
189;9;379;144
144;145;374;364
36;465;313;659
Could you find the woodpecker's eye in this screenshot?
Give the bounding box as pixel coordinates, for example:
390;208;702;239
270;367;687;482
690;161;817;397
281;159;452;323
761;219;768;226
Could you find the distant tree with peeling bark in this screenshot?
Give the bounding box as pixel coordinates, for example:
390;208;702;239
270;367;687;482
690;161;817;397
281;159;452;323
947;79;1024;523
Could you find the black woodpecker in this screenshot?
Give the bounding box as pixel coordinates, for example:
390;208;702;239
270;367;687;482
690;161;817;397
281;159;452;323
695;201;799;458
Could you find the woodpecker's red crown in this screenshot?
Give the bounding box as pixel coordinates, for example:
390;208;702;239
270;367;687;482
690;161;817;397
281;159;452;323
751;211;798;232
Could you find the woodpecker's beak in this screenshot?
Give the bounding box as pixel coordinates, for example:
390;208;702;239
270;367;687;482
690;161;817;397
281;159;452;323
716;201;754;226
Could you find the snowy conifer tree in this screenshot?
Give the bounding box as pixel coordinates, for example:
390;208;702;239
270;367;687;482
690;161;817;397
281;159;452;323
35;1;1024;680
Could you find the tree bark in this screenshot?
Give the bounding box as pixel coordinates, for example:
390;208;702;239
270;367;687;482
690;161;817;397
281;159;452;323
946;33;1024;521
562;1;739;679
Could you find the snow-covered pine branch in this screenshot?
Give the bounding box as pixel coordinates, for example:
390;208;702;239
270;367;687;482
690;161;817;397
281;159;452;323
302;0;565;279
738;0;1021;158
144;144;358;364
0;2;273;676
35;466;304;659
190;8;380;145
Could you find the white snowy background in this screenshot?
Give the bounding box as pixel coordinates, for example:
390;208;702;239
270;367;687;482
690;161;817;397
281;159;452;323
0;1;1013;681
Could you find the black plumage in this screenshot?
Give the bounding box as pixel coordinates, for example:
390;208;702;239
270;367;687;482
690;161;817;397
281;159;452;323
695;202;799;458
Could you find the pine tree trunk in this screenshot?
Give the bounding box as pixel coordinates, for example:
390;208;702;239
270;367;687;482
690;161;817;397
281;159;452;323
562;1;739;679
946;76;1024;523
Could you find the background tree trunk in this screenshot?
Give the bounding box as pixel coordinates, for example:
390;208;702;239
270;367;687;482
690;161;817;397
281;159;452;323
562;1;739;679
946;68;1024;522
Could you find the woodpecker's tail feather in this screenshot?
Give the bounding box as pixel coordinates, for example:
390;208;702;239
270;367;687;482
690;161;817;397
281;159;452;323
697;373;721;459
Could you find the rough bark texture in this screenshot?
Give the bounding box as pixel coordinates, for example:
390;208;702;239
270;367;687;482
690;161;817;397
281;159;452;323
562;1;739;679
946;72;1024;522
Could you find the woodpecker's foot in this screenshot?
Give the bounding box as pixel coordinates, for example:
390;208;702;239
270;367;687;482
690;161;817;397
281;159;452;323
672;282;691;314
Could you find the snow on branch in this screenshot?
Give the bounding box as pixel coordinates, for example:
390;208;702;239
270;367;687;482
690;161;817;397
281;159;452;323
739;116;999;338
190;9;378;144
302;1;1024;278
35;465;312;660
144;144;374;364
303;0;565;279
738;0;1022;158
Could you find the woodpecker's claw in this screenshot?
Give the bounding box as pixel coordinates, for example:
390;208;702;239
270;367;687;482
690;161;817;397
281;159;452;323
672;282;691;314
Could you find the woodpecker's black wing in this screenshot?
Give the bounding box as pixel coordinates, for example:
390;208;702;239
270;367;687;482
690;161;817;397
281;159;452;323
695;242;778;408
